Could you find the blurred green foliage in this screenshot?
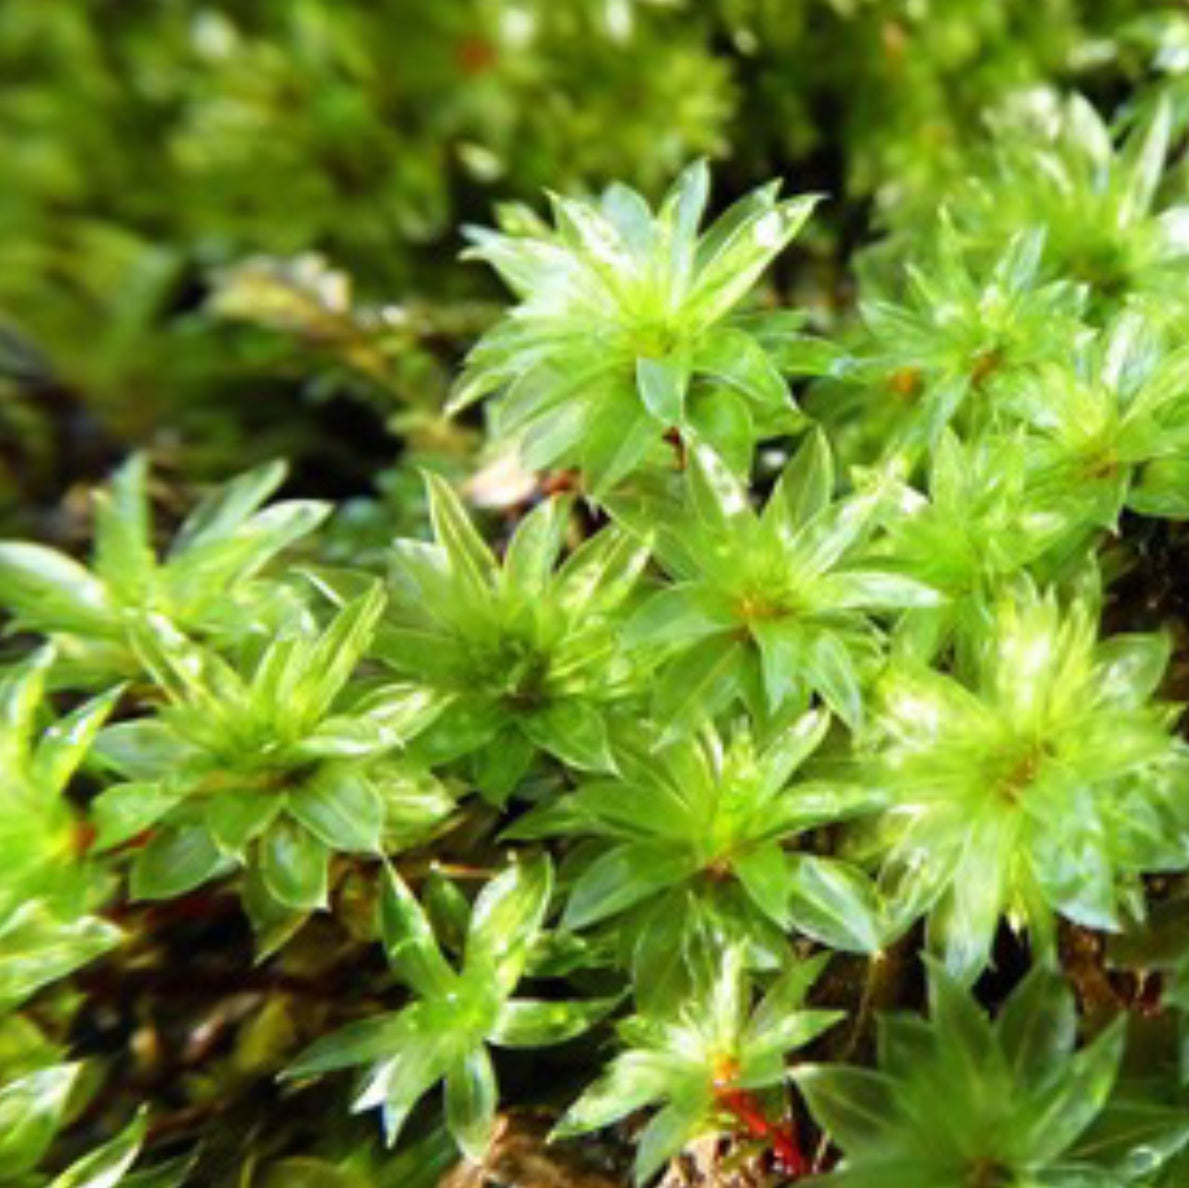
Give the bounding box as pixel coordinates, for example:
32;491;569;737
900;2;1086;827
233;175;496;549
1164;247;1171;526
0;0;1170;526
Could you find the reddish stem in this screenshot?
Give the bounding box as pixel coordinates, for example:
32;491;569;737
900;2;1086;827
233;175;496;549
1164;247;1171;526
715;1086;809;1178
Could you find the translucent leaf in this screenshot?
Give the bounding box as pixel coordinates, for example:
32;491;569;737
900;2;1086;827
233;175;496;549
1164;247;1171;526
259;818;330;912
634;1099;704;1186
562;842;694;930
814;570;943;611
170;458;287;557
91;782;187;852
92;453;155;599
288;767;384;853
792;1064;900;1153
733;842;792;928
424;472;497;596
287;1006;424;1078
555;524;652;615
49;1107;147;1188
206;791;285;854
130;823;232;900
786;855;883;952
521;700;614;772
687;441;753;539
466;854;553;993
552;1050;673;1139
0;903;122;1012
692;326;790;411
444;1046;498;1163
0;1062;80;1174
997;964;1077;1087
501;496;568;602
1015;1018;1127;1164
626;582;732;648
489;995;618;1048
763;428;834;540
690;192;819;326
637;354;690;426
802;631;864;730
377;865;456;999
0;543;114;635
32;684;123;796
1118;95;1171;226
653;634;747;733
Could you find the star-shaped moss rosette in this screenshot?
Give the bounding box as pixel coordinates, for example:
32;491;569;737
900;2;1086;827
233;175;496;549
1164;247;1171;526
370;474;651;802
946;92;1188;320
1002;312;1189;527
859;580;1189;981
450;161;819;492
795;961;1143;1188
508;711;886;985
872;430;1082;662
0;454;328;686
617;436;941;732
90;588;450;935
833;217;1089;460
286;856;615;1161
555;939;842;1186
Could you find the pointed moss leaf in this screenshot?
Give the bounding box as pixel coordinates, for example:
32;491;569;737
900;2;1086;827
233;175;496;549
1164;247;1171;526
33;684;123;796
49;1107;147;1188
521;700;614;772
691;326;789;410
93;453;155;596
467;854;552;993
355;1033;455;1148
378;865;456;998
489;996;619;1048
1070;1096;1189;1181
288;767;384;853
297;585;387;722
260;819;330;912
803;631;865;730
288;1006;424;1079
634;1100;704;1186
169;458;287;557
996;965;1077;1087
1016;1019;1127;1165
787;855;883;952
764;428;834;538
552;1052;671;1141
205;792;284;854
0;903;122;1011
563;843;696;930
130;824;232;900
653;634;746;733
424;472;496;597
687;440;752;537
0;1062;80;1174
637;354;690;426
733;843;792;928
814;569;943;610
91;782;190;851
0;542;114;635
501;496;568;601
93;719;197;781
687;384;754;475
793;1065;900;1153
444;1046;498;1163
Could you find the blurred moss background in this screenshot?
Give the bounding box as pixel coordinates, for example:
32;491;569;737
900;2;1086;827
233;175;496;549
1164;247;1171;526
0;0;1179;533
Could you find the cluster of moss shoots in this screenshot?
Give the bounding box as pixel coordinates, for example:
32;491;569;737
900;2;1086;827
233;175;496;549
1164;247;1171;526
9;91;1189;1188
